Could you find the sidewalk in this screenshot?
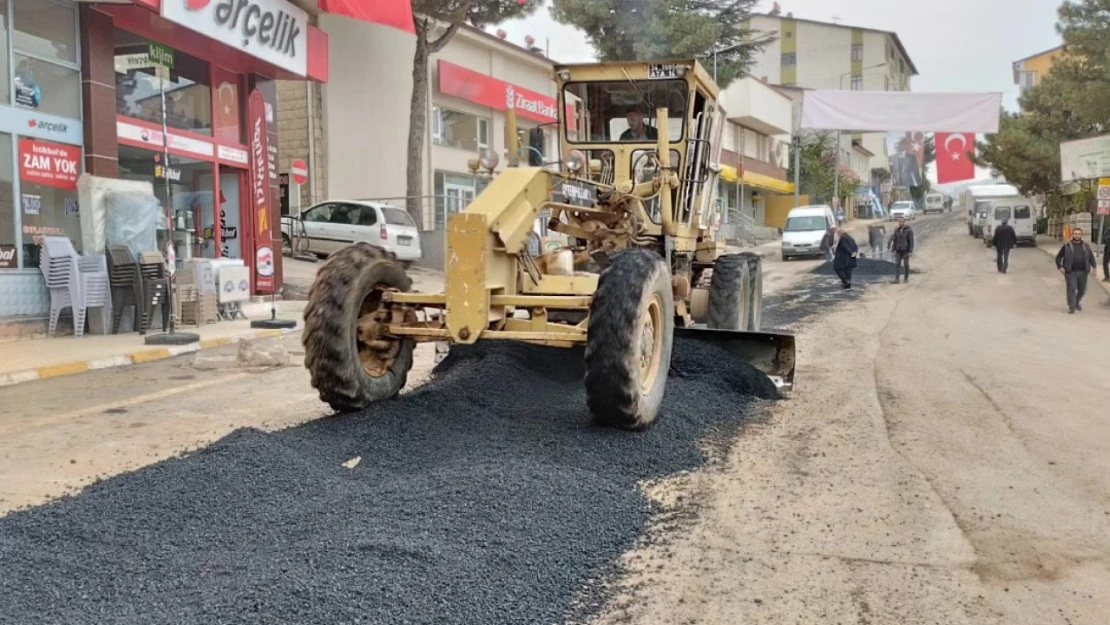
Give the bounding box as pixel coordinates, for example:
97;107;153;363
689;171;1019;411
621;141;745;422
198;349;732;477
0;301;306;388
1036;239;1110;297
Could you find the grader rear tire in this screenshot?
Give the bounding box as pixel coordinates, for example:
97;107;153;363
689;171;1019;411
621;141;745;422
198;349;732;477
302;242;415;412
585;249;674;430
707;253;756;331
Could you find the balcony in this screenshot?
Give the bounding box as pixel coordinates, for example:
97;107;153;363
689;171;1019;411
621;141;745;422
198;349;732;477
721;77;793;137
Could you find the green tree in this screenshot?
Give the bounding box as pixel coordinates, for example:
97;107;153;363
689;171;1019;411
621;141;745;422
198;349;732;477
789;132;859;205
549;0;770;87
405;1;542;221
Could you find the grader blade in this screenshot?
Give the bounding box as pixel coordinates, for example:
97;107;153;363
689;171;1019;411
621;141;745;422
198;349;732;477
674;327;796;392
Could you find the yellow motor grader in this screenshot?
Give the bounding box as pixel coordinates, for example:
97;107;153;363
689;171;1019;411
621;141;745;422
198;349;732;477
302;59;795;430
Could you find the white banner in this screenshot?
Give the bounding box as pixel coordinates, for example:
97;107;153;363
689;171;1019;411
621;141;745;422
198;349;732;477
1060;134;1110;183
801;91;1002;134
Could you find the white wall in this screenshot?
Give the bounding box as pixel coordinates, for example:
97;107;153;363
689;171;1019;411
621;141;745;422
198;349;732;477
748;16;782;83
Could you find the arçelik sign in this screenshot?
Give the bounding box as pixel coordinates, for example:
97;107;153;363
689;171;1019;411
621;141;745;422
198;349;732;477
162;0;308;77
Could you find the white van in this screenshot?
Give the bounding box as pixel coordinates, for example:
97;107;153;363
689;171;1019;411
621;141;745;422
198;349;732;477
963;184;1020;238
983;198;1037;247
924;192;945;214
781;205;836;261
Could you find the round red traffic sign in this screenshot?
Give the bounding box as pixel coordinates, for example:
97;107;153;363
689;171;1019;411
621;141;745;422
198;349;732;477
290;159;309;185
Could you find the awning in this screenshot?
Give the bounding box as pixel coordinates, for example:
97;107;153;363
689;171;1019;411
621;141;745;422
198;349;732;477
720;167;795;194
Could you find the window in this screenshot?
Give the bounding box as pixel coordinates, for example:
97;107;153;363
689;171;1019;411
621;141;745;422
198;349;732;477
993;207;1011;221
851;44;863;62
562;79;688;143
19;137;81;268
381;206;416;226
432;107;489;152
114;29;212;136
9;0;80;119
434;171;488;230
302;203;335;223
851;76;863;91
781;52;797;66
1014;206;1032;219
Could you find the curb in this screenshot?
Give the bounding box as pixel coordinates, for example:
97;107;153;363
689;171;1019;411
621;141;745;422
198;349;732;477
0;327;301;389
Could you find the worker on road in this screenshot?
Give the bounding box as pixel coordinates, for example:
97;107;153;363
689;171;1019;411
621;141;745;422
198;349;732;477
868;223;887;257
888;217;915;283
833;224;859;289
1055;227;1098;314
991;218;1018;274
820;223;838;263
1101;226;1110;282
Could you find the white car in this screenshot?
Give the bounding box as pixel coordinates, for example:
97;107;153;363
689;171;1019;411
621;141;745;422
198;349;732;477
888;201;917;221
281;200;422;266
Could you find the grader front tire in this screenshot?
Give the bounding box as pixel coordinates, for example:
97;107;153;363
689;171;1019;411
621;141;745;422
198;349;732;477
302;243;416;412
707;253;763;331
584;249;675;430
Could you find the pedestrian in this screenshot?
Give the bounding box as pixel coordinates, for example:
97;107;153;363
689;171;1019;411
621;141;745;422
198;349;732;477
1055;227;1098;314
868;223;886;257
887;216;915;283
832;224;859;289
991;218;1018;274
820;223;837;263
1101;226;1110;282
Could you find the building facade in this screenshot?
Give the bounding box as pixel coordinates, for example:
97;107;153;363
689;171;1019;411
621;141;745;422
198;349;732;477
717;76;795;235
1;0;329;330
286;17;558;269
1013;45;1065;100
747;13;918;173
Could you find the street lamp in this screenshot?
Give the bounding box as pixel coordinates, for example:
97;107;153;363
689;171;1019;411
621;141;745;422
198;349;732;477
833;63;887;215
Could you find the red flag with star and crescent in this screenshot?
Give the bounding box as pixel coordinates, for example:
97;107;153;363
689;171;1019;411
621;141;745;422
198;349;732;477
935;133;976;184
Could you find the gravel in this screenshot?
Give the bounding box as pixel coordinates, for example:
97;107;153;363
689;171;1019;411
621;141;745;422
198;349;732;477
0;338;777;625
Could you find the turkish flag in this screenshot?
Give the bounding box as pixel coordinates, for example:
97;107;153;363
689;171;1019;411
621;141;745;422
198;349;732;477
317;0;415;34
935;133;976;184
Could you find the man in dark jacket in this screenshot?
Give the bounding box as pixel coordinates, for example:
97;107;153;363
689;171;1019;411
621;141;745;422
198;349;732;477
1101;227;1110;282
991;218;1018;274
1055;227;1098;313
887;217;915;283
832;225;859;289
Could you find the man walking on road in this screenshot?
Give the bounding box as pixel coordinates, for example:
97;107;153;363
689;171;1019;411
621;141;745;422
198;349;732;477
888;217;915;283
992;218;1018;274
1055;227;1098;314
1101;226;1110;282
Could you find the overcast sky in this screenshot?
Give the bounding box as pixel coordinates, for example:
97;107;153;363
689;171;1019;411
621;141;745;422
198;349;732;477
490;0;1063;112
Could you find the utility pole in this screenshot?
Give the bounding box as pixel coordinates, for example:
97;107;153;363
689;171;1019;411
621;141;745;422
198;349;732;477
793;135;801;208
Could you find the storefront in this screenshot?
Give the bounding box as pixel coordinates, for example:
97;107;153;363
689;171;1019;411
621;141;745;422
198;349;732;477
0;0;328;328
0;0;86;319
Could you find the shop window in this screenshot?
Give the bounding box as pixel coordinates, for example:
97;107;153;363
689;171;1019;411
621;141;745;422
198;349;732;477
432;107;488;152
18;137;81;268
0;0;9;106
10;0;79;119
0;133;15;269
118;145;213;261
114;29;213;136
434;171;488;230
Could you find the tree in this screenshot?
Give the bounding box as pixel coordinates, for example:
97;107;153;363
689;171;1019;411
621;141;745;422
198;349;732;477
405;1;542;222
549;0;770;87
789;132;858;205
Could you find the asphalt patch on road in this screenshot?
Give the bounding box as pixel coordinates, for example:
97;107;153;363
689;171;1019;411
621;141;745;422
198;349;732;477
808;256;921;279
0;339;777;625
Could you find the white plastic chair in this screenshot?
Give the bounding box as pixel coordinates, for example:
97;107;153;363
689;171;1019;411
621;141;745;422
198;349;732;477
40;236;84;338
40;237;112;338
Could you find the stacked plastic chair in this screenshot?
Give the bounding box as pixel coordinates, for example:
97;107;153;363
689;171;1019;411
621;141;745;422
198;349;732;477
39;237;83;338
77;253;112;335
107;246;143;334
138;251;170;334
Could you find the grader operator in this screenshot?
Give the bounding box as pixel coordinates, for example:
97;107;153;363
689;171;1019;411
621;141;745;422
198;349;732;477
301;59;795;430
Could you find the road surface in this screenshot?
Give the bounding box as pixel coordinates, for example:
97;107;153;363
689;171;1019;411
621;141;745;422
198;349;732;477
2;212;1108;624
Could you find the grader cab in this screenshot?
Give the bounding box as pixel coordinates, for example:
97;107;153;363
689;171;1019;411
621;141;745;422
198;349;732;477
301;59;795;430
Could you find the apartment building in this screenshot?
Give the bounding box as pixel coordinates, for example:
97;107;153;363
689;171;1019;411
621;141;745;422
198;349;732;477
1013;45;1065;100
746;12;918;174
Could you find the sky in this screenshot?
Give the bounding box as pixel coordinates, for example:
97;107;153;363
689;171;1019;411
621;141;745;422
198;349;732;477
488;0;1064;184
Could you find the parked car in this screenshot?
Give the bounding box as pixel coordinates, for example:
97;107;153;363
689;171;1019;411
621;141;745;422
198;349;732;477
889;201;917;221
781;204;836;261
281;200;422;266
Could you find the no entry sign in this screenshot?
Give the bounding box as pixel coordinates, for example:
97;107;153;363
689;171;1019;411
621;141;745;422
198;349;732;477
19;139;80;190
290;159;308;185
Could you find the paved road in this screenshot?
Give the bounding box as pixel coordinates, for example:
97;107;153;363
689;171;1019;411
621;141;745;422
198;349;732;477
593;213;1110;625
5;212;1108;623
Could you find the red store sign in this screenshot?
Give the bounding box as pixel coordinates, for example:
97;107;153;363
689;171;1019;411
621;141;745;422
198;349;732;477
19;139;80;191
437;60;566;125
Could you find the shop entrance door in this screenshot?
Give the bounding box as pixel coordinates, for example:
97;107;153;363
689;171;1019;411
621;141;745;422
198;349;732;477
197;167;245;260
